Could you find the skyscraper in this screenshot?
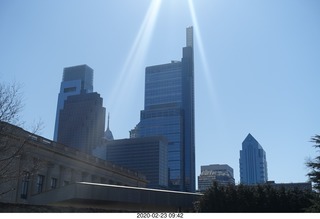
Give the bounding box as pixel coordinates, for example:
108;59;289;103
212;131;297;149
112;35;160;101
54;64;106;153
239;133;268;185
132;27;195;192
57;92;105;153
54;65;93;141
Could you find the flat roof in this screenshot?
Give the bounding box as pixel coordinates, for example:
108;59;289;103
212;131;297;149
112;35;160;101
29;182;202;212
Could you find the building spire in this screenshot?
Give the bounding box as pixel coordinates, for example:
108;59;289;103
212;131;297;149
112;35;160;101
107;112;110;130
186;26;193;48
104;112;114;141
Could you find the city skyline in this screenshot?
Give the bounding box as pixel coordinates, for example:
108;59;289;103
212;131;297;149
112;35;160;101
1;0;319;185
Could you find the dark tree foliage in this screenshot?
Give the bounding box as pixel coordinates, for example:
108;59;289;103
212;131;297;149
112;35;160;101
306;135;320;192
198;182;315;212
305;135;320;211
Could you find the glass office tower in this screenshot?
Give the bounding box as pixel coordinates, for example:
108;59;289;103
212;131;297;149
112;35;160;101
57;92;105;153
132;27;195;192
240;133;268;185
53;65;93;141
54;64;106;154
106;136;168;189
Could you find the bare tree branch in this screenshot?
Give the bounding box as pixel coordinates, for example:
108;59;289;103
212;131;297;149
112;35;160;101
0;81;24;125
0;81;45;198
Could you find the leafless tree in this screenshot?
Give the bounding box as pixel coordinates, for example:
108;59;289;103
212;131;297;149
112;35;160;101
0;81;23;125
0;81;44;197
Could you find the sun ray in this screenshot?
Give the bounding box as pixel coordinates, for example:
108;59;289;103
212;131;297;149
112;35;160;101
186;0;228;140
187;0;222;114
187;0;216;99
106;0;162;128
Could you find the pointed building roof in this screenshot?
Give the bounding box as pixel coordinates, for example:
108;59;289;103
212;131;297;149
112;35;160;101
104;113;114;141
242;133;262;149
243;133;255;141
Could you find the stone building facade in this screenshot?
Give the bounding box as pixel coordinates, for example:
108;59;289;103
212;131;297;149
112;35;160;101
0;122;147;204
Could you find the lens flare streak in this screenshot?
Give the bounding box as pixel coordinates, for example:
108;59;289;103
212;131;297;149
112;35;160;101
108;0;162;114
187;0;215;98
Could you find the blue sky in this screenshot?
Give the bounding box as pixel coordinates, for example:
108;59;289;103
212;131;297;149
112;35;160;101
1;0;319;185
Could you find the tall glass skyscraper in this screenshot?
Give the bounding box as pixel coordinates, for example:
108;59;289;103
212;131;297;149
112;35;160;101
57;92;105;153
132;27;195;192
54;64;106;153
54;65;93;141
239;133;268;185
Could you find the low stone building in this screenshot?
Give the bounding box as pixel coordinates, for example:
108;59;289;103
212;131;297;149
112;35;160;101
0;122;147;204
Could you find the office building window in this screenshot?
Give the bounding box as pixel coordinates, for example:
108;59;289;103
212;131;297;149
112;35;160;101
36;175;45;193
50;178;57;189
64;87;76;93
21;172;30;199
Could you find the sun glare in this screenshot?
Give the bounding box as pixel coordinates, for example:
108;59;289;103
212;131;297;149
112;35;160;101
107;0;162;115
187;0;215;98
107;0;222;134
187;0;221;111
